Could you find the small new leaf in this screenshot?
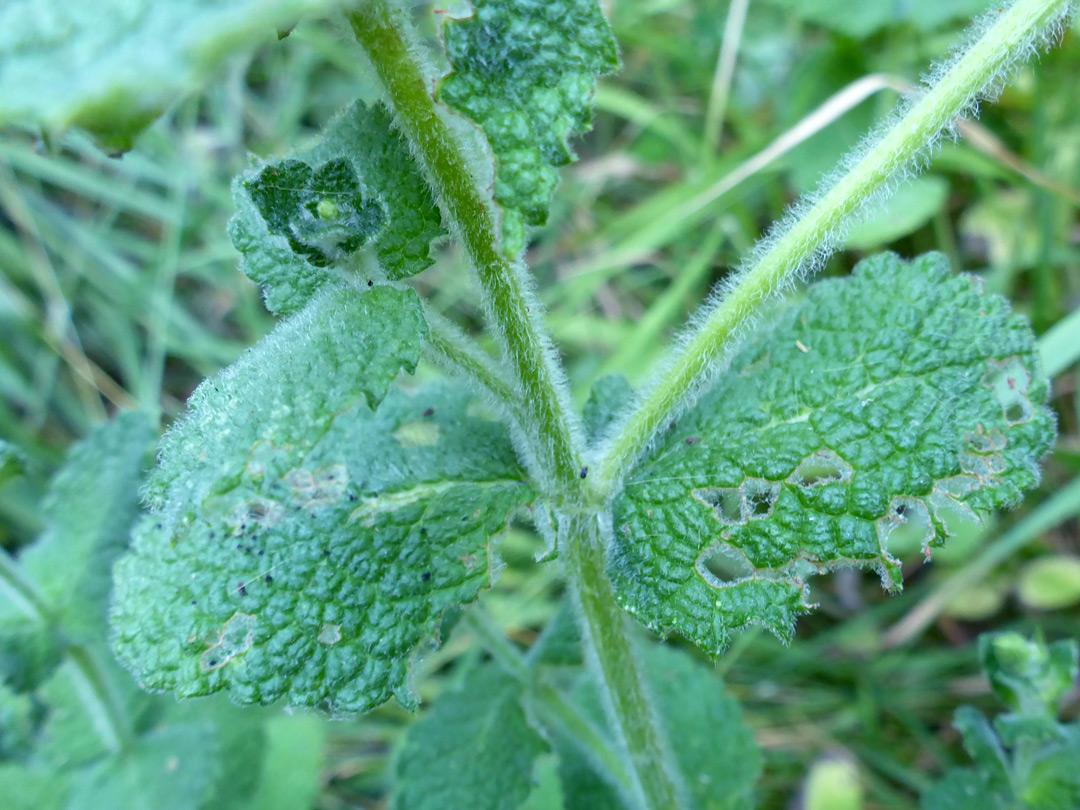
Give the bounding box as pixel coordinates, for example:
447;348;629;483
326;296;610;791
0;0;346;151
112;286;535;713
609;253;1055;655
392;664;548;810
923;634;1080;810
439;0;620;254
231;102;446;314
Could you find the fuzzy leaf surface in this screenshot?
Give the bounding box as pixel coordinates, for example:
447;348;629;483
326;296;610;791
393;664;548;810
231;101;445;314
556;643;760;810
112;286;533;712
610;253;1055;655
0;0;344;151
439;0;620;254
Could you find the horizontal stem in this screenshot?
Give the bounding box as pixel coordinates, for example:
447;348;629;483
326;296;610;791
593;0;1075;500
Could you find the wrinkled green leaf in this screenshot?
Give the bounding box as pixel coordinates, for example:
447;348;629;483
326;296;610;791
0;0;345;151
557;643;760;810
393;664;548;810
439;0;620;254
112;286;534;712
231;102;446;315
610;253;1055;655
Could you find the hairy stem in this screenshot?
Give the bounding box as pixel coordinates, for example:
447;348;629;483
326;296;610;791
351;0;583;494
463;607;639;799
593;0;1075;500
422;305;519;407
560;511;686;810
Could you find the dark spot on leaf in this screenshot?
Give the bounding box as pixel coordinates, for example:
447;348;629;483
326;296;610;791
265;575;273;584
686;436;701;446
236;583;247;596
422;572;431;582
580;466;589;479
422;407;435;417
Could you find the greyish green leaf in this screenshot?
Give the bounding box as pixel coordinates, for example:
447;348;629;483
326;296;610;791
18;412;153;642
231;102;446;315
392;664;548;810
556;643;761;810
438;0;620;255
0;414;151;689
67;723;220;810
609;253;1055;656
0;0;345;152
583;375;633;444
112;285;534;713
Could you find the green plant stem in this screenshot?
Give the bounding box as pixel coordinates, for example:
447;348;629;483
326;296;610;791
462;607;639;800
351;0;583;494
0;548;52;619
421;304;519;408
0;550;133;753
559;511;686;810
593;0;1075;501
66;644;135;754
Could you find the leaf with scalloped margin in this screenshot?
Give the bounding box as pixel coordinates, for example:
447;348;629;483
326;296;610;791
392;664;548;810
231;101;446;315
0;0;345;152
112;287;534;712
554;643;760;810
439;0;620;255
609;253;1055;656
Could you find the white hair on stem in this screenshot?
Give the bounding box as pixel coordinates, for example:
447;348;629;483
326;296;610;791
591;0;1076;501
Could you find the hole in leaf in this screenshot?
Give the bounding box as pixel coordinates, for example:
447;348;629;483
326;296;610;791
788;449;853;488
743;479;780;519
697;544;755;586
981;357;1034;425
693;487;745;525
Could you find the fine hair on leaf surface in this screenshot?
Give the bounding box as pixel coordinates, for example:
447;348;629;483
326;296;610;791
0;1;1074;809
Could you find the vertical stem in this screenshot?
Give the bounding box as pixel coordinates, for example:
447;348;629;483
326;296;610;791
560;511;686;810
351;0;583;494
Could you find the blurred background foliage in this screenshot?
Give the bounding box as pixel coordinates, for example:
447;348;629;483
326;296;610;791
0;1;1078;807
